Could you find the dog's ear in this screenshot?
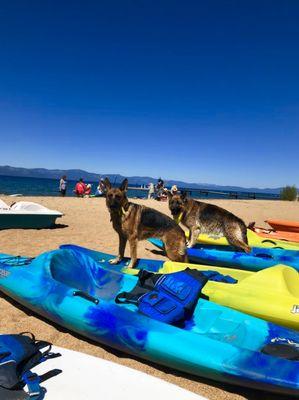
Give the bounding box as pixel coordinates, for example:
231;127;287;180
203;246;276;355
104;178;111;190
120;178;128;192
167;191;173;199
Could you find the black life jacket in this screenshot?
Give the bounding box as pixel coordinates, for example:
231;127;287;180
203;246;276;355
0;332;61;400
116;268;237;325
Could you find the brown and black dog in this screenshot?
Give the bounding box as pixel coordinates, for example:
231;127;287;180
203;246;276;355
104;178;187;268
168;192;250;253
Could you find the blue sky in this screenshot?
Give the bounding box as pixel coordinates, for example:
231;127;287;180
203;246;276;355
0;1;298;188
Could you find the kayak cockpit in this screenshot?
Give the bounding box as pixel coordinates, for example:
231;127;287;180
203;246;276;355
235;265;299;297
48;249;136;301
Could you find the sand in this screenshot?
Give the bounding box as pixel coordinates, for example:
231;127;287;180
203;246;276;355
0;196;298;400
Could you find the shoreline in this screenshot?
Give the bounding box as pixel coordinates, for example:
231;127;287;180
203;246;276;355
0;196;298;399
0;175;281;200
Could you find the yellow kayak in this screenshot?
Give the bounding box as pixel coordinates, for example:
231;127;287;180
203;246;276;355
195;229;299;250
125;261;299;330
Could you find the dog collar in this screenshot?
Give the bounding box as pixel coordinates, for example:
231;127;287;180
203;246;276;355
174;212;184;224
119;207;127;216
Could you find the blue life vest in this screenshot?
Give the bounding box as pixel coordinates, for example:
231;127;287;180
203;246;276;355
116;268;237;325
0;333;61;399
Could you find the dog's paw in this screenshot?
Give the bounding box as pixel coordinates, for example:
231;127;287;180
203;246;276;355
109;257;121;265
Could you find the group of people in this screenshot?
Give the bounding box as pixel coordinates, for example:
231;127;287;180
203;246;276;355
74;179;93;197
59;175;179;199
147;178;179;200
59;176;107;198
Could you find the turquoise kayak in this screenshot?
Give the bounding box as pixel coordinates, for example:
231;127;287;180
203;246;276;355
0;246;299;396
148;238;299;271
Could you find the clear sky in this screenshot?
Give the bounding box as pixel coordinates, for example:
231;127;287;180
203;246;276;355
0;1;298;188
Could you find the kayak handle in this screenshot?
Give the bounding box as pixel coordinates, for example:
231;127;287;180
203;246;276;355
259;240;284;250
255;253;273;259
73;291;99;305
261;239;278;246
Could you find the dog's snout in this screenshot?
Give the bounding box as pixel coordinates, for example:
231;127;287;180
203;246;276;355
170;201;182;216
107;193;122;210
109;198;120;208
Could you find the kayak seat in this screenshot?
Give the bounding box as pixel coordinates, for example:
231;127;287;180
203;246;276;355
49;249;136;300
49;249;99;295
239;265;299;297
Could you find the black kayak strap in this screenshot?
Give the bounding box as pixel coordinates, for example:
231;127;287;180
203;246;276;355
115;286;148;305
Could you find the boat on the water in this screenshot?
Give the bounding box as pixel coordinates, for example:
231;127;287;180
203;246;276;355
0;199;62;229
0;246;299;396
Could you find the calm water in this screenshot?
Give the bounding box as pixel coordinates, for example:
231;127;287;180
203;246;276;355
0;175;279;200
0;175;148;198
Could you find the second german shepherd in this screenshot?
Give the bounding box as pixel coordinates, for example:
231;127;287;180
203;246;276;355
168;192;250;253
104;178;187;268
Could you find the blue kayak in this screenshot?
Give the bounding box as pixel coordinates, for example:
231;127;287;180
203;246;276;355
148;238;299;271
0;245;299;396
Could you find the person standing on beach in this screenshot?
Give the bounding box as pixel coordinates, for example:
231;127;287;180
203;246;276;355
95;178;106;197
74;178;86;197
156;177;164;200
59;175;67;196
147;182;155;199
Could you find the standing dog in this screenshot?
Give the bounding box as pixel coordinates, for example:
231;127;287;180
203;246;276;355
104;178;187;268
168;192;250;253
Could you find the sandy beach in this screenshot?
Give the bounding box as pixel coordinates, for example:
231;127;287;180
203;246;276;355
0;195;298;400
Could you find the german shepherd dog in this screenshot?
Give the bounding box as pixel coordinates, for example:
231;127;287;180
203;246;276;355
168;192;250;253
104;178;187;268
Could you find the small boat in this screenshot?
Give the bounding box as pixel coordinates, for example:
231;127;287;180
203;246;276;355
148;238;299;271
248;222;299;243
0;247;299;395
0;199;62;229
193;229;299;250
35;346;205;400
62;244;299;330
266;219;299;233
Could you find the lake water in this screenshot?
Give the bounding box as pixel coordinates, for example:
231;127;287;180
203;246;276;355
0;175;280;200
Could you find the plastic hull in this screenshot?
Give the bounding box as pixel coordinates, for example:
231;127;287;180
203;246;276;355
267;219;299;234
0;213;62;229
149;238;299;272
0;248;299;395
63;244;299;330
195;229;299;250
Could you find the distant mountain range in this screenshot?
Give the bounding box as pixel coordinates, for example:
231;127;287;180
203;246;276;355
0;165;282;194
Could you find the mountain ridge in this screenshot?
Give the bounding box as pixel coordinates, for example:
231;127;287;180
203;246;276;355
0;165;282;194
